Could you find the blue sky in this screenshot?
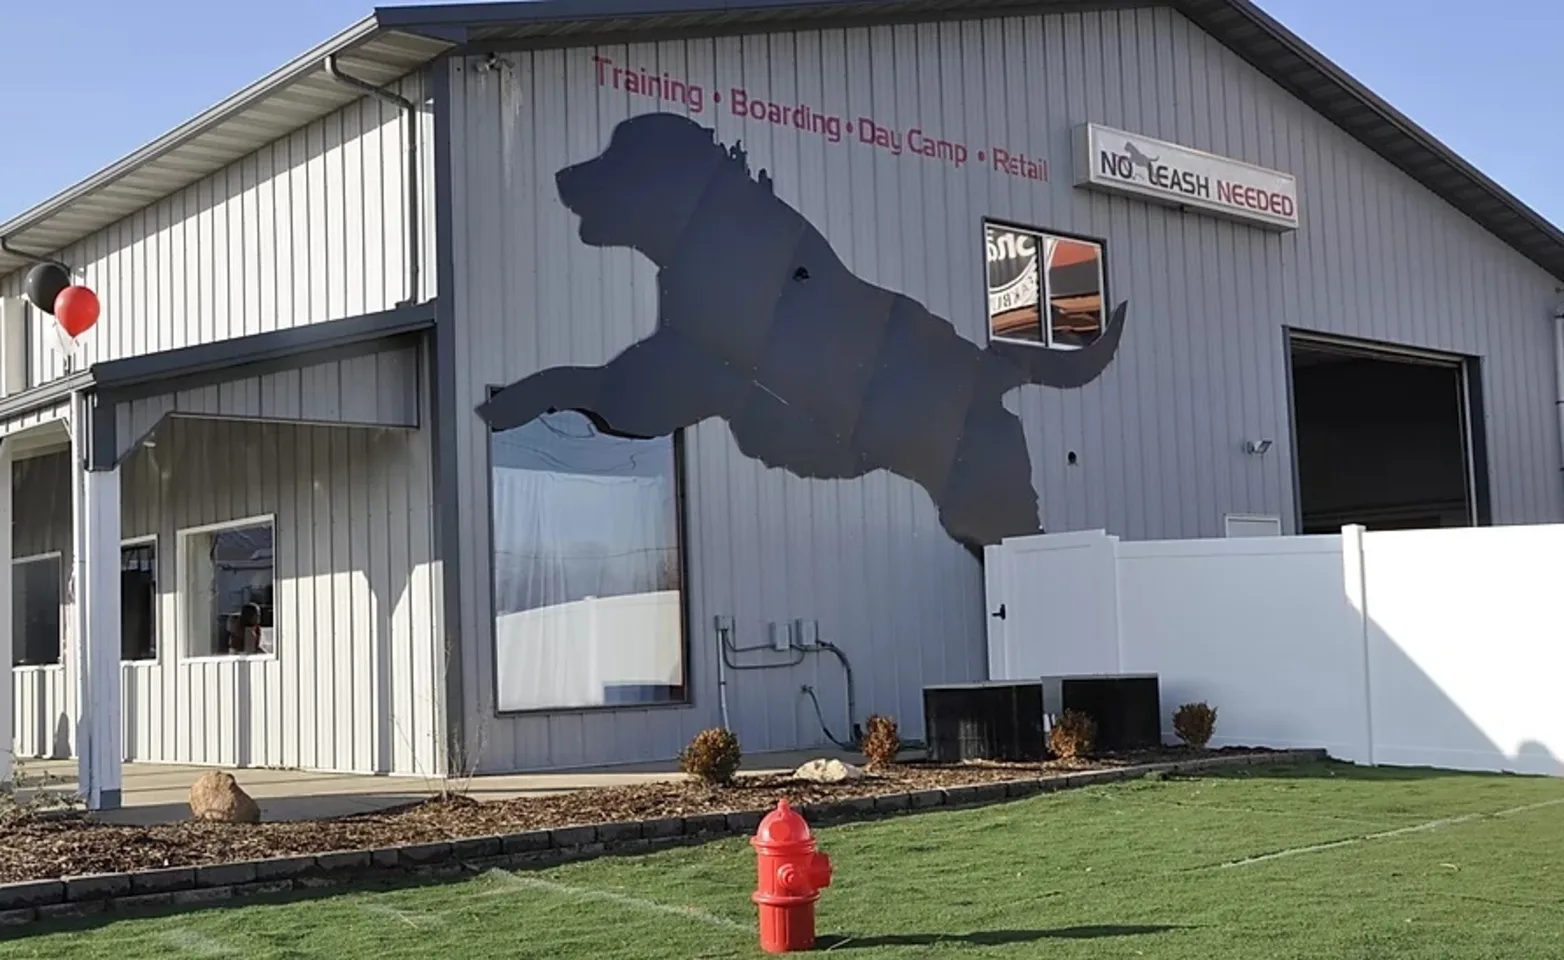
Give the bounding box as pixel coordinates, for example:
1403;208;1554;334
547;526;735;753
1;0;1559;226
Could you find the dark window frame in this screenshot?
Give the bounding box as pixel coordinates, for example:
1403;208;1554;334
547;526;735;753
121;537;159;663
483;389;694;717
11;551;63;668
982;218;1112;355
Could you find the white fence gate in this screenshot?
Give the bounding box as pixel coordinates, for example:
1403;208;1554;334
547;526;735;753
985;524;1564;777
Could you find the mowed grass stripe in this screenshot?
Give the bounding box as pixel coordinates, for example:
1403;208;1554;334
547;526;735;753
1;761;1559;960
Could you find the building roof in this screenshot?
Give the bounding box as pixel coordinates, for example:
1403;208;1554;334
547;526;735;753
3;0;1563;283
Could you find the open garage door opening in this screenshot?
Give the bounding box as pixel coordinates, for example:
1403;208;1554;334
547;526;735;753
1288;334;1489;534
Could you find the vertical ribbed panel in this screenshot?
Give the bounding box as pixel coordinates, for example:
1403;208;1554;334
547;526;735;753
447;8;1561;772
9;414;442;776
0;73;432;391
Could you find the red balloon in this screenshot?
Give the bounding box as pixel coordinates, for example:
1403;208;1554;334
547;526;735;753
54;286;100;339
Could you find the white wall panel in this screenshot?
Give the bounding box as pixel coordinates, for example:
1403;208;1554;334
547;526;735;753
10;415;442;776
446;9;1564;773
0;73;433;391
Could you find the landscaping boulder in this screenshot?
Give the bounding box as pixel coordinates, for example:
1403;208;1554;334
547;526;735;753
189;771;261;824
793;758;866;783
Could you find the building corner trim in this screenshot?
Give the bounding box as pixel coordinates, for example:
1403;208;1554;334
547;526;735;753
428;55;467;778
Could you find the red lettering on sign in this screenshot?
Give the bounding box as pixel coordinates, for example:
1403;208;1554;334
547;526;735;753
587;57;1038;183
1215;179;1294;221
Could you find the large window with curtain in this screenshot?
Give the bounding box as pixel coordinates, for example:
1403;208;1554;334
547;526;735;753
489;409;688;712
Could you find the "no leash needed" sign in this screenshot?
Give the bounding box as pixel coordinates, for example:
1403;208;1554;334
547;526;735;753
1072;123;1300;232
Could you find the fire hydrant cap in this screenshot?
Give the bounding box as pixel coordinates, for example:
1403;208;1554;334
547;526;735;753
754;798;813;846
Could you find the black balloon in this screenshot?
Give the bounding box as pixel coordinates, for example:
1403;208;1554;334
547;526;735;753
23;262;71;316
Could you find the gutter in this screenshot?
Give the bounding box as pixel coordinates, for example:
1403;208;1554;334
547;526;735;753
0;16;381;244
324;54;421;307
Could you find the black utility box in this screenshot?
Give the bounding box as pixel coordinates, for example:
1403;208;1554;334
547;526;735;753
1041;674;1162;753
922;681;1046;763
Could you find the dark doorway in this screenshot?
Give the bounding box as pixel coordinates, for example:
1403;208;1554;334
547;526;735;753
1288;334;1486;534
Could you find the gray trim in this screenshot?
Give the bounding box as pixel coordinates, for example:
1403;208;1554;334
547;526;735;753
0;371;91;424
429;58;468;776
86;396;117;473
89;302;435;397
95;331;428;409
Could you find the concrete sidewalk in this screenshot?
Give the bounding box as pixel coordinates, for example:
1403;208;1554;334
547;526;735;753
16;749;873;826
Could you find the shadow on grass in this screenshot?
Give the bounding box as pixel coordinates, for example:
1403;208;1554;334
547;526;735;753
817;924;1184;948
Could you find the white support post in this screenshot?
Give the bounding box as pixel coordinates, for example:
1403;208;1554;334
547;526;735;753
70;392;123;811
0;441;12;791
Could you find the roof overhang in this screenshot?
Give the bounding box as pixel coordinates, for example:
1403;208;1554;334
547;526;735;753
0;18;455;278
0;301;435;428
3;0;1563;285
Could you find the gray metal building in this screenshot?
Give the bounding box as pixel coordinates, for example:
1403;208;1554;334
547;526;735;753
1;0;1561;807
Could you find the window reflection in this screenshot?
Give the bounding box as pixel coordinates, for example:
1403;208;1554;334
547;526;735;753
489;410;687;711
986;223;1106;351
1046;237;1105;348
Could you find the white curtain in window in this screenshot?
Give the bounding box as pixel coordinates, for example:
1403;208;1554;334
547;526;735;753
491;466;682;711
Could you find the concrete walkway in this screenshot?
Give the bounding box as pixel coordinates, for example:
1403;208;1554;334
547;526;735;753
17;749;873;826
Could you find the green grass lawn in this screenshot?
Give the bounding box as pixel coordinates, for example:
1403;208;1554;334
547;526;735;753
3;761;1561;959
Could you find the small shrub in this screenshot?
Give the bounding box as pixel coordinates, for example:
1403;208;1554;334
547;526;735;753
860;714;901;769
1173;702;1218;749
1048;709;1097;760
679;727;742;786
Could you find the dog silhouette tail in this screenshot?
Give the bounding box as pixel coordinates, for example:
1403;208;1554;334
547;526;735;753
988;300;1129;390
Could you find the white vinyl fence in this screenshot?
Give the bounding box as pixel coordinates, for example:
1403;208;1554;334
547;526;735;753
985;525;1564;777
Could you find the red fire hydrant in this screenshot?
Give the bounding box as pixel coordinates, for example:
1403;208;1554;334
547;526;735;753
751;799;833;953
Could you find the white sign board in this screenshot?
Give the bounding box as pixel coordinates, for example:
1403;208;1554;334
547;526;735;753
1073;123;1299;231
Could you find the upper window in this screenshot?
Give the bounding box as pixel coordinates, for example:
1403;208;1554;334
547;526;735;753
985;222;1106;350
12;553;62;667
489;409;688;712
181;519;275;658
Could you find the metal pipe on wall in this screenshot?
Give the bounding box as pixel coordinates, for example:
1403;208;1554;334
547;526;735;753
323;55;420;307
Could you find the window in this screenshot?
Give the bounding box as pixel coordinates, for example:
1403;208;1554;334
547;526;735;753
985;222;1107;350
122;539;158;661
181;518;275;658
12;553;62;667
489;408;687;712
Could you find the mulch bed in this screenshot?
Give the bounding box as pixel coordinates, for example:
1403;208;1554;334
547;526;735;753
0;746;1284;885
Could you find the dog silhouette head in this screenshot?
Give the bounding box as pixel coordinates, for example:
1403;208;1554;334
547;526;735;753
555;112;737;265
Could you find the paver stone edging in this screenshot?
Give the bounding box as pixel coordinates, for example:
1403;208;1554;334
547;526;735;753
0;748;1326;928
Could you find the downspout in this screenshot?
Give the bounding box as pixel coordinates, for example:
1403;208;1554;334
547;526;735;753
1554;293;1564;499
324;54;420;306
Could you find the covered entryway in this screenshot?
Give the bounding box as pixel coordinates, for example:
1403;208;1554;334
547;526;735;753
2;306;448;810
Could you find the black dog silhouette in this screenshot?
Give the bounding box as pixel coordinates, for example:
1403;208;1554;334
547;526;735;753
477;112;1129;553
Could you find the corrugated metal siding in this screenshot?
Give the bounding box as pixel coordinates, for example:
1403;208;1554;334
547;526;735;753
112;343;423;462
446;8;1564;772
0;72;434;391
10;450;73;760
10;414;442;776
